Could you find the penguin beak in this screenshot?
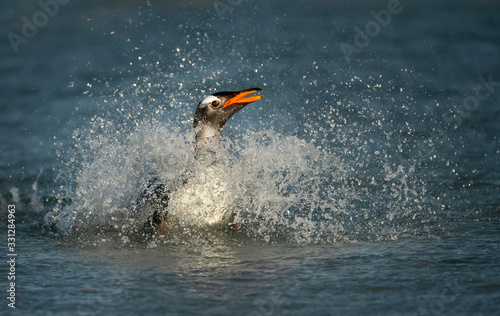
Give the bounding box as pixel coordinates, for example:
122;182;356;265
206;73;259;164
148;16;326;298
223;89;263;108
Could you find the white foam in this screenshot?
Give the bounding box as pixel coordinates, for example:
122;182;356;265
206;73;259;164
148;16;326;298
46;115;352;243
46;96;426;243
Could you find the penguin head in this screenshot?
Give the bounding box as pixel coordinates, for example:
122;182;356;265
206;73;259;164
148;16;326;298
193;88;263;130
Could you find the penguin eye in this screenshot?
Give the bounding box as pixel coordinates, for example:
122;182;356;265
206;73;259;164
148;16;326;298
211;100;221;108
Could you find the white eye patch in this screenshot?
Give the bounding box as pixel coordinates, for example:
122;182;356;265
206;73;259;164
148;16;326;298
199;95;221;109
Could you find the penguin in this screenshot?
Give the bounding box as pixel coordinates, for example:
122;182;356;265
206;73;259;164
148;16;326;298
134;88;263;235
193;88;263;157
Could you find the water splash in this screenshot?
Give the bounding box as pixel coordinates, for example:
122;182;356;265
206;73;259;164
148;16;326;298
46;72;430;244
47;117;343;240
30;167;44;210
9;187;20;205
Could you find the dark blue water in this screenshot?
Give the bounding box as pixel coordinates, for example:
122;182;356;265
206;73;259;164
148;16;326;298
1;0;499;315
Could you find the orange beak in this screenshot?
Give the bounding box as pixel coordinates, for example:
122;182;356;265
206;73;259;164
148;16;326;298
223;89;264;108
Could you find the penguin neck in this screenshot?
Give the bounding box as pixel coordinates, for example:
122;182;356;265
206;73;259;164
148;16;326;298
194;123;222;161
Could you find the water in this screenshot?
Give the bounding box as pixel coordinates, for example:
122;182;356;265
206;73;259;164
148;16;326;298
1;0;499;314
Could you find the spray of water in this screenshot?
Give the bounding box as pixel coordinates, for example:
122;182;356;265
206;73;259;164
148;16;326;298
46;117;344;242
45;68;430;245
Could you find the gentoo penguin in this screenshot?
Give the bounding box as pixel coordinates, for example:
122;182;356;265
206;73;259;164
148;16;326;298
193;88;263;158
135;88;263;235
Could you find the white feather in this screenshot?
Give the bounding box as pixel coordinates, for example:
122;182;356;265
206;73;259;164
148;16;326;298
167;166;236;227
198;95;220;109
